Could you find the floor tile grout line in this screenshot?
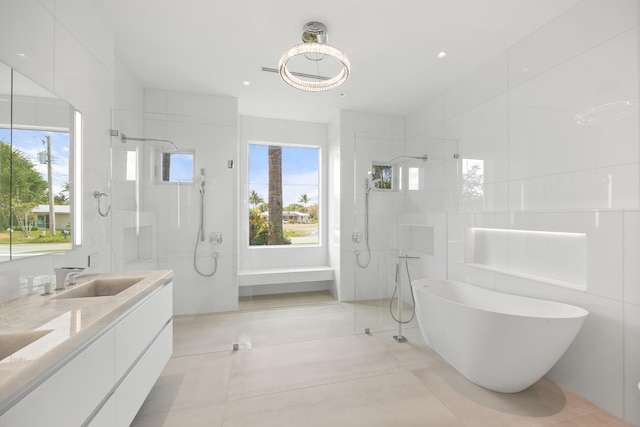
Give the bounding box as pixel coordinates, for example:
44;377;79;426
222;366;415;404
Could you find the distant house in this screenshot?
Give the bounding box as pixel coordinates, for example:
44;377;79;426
260;211;310;223
32;205;71;231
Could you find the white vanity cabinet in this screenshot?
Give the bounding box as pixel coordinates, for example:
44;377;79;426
0;280;173;427
91;282;173;426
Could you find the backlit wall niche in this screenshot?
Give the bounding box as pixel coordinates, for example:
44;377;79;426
464;227;587;290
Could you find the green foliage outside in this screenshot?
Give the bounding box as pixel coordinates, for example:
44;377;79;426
249;190;322;246
0;229;71;244
249;206;291;246
370;164;393;189
0;141;48;237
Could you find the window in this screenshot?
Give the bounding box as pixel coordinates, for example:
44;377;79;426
369;163;393;190
408;167;421;191
159;152;194;183
461;158;484;201
248;143;319;246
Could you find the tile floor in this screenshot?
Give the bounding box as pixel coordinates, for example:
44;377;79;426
131;293;631;427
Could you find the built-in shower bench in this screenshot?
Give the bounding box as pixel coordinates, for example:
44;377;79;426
238;266;334;286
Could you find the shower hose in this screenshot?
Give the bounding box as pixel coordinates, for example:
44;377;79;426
193;189;218;277
389;256;416;324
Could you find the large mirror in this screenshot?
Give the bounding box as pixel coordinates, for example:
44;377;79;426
0;60;81;262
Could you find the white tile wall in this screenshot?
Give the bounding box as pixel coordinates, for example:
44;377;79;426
405;94;444;140
509;28;638;185
443;52;508;120
508;0;638;88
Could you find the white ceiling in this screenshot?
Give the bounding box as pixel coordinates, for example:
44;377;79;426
91;0;579;124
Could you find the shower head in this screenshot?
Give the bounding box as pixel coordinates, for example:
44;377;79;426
366;178;382;193
195;174;205;194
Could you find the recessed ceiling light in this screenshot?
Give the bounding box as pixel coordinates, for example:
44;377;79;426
339;93;345;98
437;51;447;59
243;81;251;86
16;53;26;58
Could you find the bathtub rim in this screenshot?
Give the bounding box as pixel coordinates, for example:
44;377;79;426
411;278;589;320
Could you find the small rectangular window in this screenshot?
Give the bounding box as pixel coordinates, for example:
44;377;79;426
370;163;393;190
461;158;484;200
160;152;194;183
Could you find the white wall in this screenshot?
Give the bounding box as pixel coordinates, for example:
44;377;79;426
405;0;640;423
0;0;114;297
143;89;239;315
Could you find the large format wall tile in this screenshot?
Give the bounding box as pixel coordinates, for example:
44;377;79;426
509;0;638;88
443;53;508;121
509;29;638;183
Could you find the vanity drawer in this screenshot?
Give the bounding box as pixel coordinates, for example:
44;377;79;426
114;282;172;379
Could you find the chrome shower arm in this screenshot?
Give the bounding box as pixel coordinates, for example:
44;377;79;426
119;132;179;151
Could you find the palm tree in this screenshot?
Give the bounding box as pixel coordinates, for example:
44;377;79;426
268;146;286;245
298;193;309;212
249;189;264;209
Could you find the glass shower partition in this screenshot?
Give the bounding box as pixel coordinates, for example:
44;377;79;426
352;133;459;339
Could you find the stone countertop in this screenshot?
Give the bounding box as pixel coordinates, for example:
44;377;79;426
0;270;173;412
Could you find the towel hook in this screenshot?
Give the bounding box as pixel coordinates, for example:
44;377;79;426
93;191;111;217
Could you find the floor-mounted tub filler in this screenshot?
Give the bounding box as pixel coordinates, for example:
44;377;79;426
412;279;588;393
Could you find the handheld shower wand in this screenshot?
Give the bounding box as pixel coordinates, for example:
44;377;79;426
356;176;380;268
195;173;205;195
367;178;381;193
193;169;218;277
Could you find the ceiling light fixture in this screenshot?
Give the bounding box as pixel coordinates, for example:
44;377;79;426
279;21;350;92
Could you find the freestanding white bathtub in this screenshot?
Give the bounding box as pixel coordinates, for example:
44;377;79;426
412;279;588;393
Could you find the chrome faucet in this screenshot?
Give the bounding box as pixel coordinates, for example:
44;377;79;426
54;267;85;290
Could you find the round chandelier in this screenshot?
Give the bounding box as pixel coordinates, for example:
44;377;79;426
279;22;351;92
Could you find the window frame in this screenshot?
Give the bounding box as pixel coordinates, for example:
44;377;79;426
246;141;323;249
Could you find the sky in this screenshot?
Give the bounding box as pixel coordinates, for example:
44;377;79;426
165;152;194;182
0;128;69;196
249;144;319;207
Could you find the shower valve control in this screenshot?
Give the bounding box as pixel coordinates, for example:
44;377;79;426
209;232;222;245
352;232;362;244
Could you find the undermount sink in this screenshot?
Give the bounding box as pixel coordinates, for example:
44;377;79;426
0;330;54;360
52;277;144;299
